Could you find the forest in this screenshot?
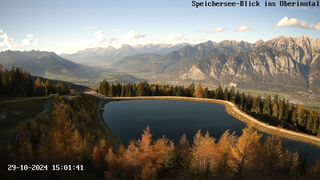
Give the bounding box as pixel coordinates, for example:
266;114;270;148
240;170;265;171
97;80;320;137
1;95;320;179
0;65;87;97
1;68;320;179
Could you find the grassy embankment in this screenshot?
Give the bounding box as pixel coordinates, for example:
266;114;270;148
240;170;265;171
1;92;318;150
0;94;120;147
0;96;51;144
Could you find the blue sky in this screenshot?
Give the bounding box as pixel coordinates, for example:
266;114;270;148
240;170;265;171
0;0;319;53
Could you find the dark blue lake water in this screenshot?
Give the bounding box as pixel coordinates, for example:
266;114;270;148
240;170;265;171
103;100;320;164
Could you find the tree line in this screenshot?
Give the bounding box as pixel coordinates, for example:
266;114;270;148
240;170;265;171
97;80;320;137
104;127;305;179
0;95;118;179
1;95;319;179
0;65;73;97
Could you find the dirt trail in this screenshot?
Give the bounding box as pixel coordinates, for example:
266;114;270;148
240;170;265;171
0;96;49;104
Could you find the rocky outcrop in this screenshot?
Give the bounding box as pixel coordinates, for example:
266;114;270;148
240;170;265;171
172;36;320;93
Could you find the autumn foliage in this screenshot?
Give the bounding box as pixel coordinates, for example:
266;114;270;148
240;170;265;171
1;95;319;179
103;126;303;179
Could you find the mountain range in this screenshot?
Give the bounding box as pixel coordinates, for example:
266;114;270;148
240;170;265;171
106;36;319;94
61;43;186;66
0;36;319;94
0;50;141;86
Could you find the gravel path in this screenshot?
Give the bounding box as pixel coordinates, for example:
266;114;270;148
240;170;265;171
85;91;320;147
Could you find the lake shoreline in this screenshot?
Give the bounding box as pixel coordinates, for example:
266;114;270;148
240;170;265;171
86;92;320;148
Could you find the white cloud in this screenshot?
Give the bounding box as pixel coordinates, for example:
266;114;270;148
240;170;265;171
21;33;39;46
0;31;17;50
85;26;97;30
236;26;252;32
201;27;225;33
123;30;146;41
314;23;320;30
167;34;187;44
149;33;188;45
187;37;208;44
214;27;225;33
94;30;108;46
89;29;205;49
91;30;146;48
109;37;118;44
93;30;119;47
276;17;312;29
1;30;40;50
112;28;121;32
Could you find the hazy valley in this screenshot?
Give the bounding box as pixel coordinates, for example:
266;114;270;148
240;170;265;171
2;36;318;107
1;38;320;179
2;1;320;179
62;36;320;95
